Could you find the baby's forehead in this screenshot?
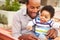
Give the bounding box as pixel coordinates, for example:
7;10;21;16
40;10;50;15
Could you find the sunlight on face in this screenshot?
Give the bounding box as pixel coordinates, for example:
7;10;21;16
26;0;40;19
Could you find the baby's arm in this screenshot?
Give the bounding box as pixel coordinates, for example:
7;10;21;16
52;22;60;36
26;21;34;31
26;19;36;31
46;22;60;39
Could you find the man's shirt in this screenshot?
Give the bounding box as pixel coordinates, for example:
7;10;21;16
12;7;34;38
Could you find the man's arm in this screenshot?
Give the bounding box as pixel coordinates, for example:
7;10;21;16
46;28;57;39
46;22;60;39
12;13;22;38
26;21;34;31
26;19;36;31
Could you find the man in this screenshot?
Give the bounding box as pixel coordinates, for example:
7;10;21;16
12;0;40;38
12;0;57;39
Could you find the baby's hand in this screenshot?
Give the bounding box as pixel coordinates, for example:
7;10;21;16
26;26;32;31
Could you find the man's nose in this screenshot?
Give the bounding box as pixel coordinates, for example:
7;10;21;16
33;8;38;13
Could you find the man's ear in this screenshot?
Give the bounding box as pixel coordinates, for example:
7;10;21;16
25;2;28;6
26;3;28;8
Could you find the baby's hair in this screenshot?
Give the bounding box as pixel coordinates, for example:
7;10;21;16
41;5;55;18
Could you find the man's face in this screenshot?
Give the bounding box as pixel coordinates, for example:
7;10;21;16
26;0;40;19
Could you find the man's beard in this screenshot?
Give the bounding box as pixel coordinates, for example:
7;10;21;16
27;9;39;19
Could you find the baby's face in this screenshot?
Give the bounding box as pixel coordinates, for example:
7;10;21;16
40;10;51;23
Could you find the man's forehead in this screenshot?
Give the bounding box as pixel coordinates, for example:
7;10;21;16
28;0;41;7
29;0;41;3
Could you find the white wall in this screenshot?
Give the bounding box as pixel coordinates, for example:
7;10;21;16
47;0;58;7
54;7;60;19
57;0;60;7
0;10;16;26
0;0;5;6
0;0;5;2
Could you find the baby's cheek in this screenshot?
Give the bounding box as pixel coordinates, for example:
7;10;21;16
45;19;49;22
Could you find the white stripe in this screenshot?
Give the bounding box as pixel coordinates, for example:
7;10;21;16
36;24;50;27
36;19;40;22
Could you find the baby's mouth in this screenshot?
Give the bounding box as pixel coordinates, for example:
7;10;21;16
40;20;46;23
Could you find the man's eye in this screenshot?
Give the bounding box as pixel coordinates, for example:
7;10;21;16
45;16;48;18
31;7;34;9
37;6;40;9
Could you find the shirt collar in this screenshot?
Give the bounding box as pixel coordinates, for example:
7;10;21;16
47;19;53;24
23;8;27;16
22;8;33;21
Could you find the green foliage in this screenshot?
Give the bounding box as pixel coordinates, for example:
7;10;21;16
0;14;8;24
0;0;21;11
5;0;10;5
0;14;2;23
10;0;20;11
24;0;27;2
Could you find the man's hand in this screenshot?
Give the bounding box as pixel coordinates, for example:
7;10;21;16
18;34;39;40
46;29;58;39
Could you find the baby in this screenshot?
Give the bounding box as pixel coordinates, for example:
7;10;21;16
26;5;56;40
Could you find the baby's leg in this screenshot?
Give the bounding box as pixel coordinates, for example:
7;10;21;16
38;34;48;40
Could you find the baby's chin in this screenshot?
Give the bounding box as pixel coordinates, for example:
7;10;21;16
40;21;46;23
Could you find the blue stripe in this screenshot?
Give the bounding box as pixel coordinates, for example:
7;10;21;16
34;17;53;27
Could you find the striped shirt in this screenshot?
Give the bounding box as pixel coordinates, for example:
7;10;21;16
27;16;54;38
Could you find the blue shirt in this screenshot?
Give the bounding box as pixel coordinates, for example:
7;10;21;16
28;16;54;38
